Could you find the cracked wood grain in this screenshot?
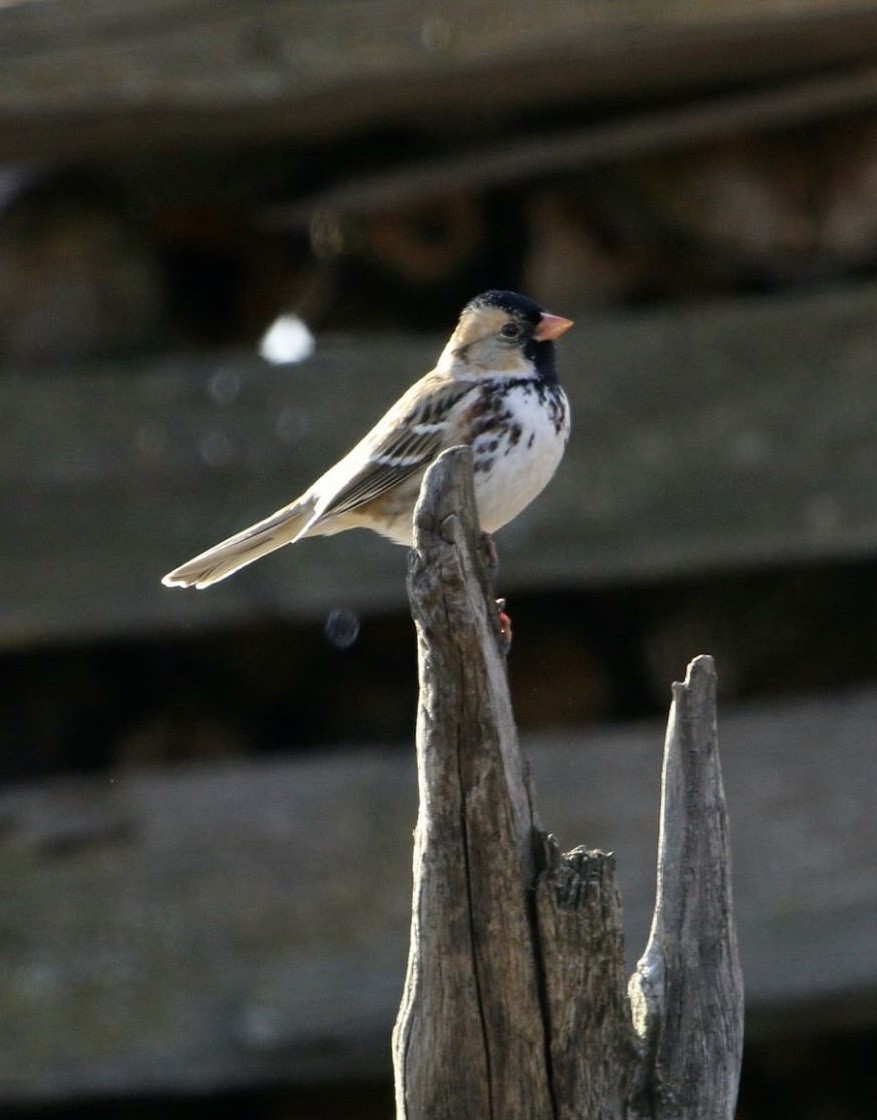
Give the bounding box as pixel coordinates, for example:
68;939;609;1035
392;446;553;1119
627;656;744;1120
533;839;633;1119
394;448;742;1118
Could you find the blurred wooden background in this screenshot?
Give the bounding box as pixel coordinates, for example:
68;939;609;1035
4;2;877;1118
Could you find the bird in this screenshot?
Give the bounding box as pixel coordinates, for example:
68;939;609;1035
162;290;572;590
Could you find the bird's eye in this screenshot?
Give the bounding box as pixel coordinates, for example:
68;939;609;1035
500;322;522;339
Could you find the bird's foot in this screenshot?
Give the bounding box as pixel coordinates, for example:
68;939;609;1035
496;597;513;653
479;533;510;650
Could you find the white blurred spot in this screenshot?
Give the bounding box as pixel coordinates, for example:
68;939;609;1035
209;367;241;405
199;428;235;467
259;314;315;365
135;422;168;459
324;607;361;650
0;164;33;211
275;406;308;444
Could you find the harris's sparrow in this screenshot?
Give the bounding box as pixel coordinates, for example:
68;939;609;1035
162;290;572;589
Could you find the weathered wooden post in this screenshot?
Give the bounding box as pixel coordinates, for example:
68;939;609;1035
393;446;743;1119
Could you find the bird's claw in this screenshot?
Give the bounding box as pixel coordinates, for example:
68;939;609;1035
496;597;512;652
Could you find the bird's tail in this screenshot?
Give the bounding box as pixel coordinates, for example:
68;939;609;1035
161;498;313;589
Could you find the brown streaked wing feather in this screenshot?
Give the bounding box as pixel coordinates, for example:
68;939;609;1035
313;376;476;521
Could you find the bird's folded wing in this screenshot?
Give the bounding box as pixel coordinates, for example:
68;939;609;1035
308;378;476;523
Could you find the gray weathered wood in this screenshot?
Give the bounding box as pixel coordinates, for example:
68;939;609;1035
6;281;877;646
534;842;632;1118
394;451;741;1116
628;657;744;1120
5;683;877;1101
2;0;877;159
393;447;553;1118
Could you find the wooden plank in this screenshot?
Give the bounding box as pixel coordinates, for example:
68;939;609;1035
1;685;875;1101
279;66;877;222
5;282;877;645
2;1;877;158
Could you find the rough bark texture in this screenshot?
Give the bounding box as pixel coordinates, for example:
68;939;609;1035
396;450;743;1118
392;446;553;1119
628;657;744;1120
534;840;632;1119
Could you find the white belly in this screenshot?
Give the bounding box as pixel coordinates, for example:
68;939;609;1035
471;383;570;534
338;378;570;547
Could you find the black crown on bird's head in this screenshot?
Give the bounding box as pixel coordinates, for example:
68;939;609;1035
464;289;545;327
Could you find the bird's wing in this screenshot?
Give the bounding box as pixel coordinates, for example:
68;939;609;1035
304;373;476;526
